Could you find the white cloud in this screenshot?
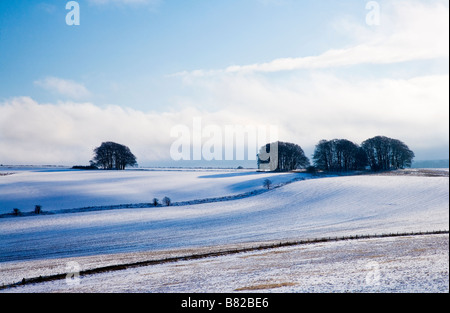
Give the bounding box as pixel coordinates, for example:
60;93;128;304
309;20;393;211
175;0;449;77
1;71;448;165
0;97;221;165
181;72;449;150
34;77;91;100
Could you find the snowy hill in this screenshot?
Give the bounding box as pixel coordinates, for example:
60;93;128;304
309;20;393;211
0;168;300;214
0;171;447;263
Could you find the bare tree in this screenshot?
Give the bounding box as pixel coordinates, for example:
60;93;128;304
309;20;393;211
263;179;272;190
162;196;171;206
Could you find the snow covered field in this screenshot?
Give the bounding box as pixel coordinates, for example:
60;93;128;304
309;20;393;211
4;234;448;293
0;167;299;214
0;167;448;292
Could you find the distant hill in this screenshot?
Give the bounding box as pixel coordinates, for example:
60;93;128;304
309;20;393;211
411;159;449;168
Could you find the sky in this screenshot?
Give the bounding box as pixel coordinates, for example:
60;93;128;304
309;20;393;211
0;0;448;167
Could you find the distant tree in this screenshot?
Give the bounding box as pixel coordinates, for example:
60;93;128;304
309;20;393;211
361;136;414;171
162;196;171;206
313;139;367;172
389;138;415;169
257;141;310;172
152;198;159;207
34;205;42;214
312;140;333;171
13;208;21;216
91;142;137;170
263;179;272;190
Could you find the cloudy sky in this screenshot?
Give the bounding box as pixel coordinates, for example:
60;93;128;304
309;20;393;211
0;0;448;167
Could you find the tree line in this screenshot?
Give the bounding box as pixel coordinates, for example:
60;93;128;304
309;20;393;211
257;136;415;172
84;136;413;172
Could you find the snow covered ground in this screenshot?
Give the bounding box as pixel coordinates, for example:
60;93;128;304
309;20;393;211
0;167;300;214
0;167;448;292
3;234;447;293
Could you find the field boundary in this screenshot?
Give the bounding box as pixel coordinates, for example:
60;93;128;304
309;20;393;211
1;230;448;291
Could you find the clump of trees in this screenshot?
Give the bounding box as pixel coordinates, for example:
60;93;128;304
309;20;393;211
313;139;368;172
361;136;415;171
257;141;309;172
91;142;137;170
258;136;414;173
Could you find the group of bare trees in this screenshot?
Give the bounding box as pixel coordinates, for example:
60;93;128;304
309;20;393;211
257;141;309;172
258;136;414;172
89;137;413;173
361;136;415;171
91;142;137;170
313;139;368;172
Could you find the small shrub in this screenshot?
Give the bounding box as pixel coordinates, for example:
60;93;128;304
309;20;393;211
162;196;171;206
263;179;272;190
152;198;159;207
34;205;42;214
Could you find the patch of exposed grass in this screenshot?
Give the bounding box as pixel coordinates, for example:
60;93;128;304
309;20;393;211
235;282;296;291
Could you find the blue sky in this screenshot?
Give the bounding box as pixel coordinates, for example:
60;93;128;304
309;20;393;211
0;0;448;166
1;0;359;109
